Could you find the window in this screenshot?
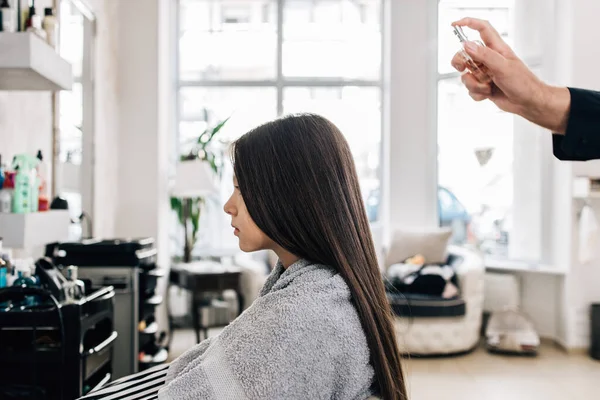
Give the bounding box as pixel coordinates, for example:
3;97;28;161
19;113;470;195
437;0;544;261
176;0;383;251
58;0;85;240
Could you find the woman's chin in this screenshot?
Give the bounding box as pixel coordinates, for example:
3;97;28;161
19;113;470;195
238;240;261;253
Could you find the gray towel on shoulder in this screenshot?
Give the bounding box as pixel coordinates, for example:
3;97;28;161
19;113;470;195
158;259;375;400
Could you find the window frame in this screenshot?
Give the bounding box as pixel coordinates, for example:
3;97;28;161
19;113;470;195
174;0;385;223
435;0;545;262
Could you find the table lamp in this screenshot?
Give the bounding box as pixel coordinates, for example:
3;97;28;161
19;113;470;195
171;159;218;262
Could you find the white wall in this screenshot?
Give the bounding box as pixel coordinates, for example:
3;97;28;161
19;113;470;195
539;0;600;349
86;0;120;238
114;0;171;270
562;0;600;349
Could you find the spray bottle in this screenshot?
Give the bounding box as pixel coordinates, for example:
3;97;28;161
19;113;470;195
12;154;39;213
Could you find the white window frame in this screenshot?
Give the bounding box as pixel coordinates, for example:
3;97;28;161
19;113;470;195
435;0;550;264
175;0;385;220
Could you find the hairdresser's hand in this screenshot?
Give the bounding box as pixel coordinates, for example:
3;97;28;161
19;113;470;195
451;17;570;134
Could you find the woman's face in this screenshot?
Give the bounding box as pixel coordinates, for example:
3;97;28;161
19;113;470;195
224;176;274;252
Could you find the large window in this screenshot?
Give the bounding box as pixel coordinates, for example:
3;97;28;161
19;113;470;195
176;0;383;250
437;0;544;261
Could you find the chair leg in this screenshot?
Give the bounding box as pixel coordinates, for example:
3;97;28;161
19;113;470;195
192;295;201;344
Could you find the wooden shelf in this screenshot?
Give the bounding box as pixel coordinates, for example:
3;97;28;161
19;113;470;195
0;32;72;91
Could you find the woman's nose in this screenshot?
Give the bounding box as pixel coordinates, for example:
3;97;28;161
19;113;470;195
224;196;235;216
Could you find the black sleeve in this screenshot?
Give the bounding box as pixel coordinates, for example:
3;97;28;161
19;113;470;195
553;87;600;161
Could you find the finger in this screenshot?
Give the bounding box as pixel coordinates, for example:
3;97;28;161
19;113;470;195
461;73;492;96
469;92;489;102
463;41;507;76
451;52;467;72
452;17;514;57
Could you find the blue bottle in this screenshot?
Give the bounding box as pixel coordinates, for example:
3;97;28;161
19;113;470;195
13;266;38;306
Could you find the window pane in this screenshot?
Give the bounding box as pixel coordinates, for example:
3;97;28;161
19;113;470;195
438;0;513;75
437;77;514;254
59;1;84;78
59;82;83;164
283;0;381;79
283;87;381;221
179;0;277;80
179;87;277;144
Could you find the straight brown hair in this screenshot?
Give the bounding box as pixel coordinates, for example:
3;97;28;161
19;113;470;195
232;114;407;400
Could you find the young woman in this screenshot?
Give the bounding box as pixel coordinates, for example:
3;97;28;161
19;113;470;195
159;113;407;399
76;114;405;400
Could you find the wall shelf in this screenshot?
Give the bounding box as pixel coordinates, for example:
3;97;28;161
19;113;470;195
0;32;73;91
0;210;71;249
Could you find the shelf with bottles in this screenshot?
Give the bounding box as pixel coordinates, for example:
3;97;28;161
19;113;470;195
0;30;71;90
0;1;66;90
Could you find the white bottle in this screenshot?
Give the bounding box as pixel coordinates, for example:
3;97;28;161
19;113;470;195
0;189;12;213
42;8;57;49
65;265;85;301
1;0;16;33
26;7;46;41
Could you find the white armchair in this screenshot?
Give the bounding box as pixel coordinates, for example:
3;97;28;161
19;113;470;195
392;245;485;355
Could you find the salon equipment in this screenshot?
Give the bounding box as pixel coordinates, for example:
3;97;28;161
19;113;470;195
47;238;166;380
35;256;69;302
0;284;116;400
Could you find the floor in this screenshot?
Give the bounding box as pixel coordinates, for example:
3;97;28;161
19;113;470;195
169;329;600;400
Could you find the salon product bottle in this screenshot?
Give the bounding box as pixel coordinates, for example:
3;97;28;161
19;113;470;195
0;242;7;308
36;150;48;211
6;264;16;287
25;3;45;40
13;270;36;305
65;265;85;301
0;155;5;189
452;25;492;84
0;248;12;287
0;158;13;213
0;240;6;289
42;7;56;48
0;188;11;213
12;154;38;213
1;0;15;33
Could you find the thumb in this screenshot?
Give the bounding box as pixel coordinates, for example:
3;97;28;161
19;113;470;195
464;41;506;74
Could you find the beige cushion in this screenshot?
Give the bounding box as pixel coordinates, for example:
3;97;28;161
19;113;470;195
385;228;452;268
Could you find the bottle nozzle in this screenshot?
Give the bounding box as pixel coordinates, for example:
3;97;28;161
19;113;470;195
453;26;468;43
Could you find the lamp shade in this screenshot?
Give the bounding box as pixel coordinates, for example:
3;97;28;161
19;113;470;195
171;159;217;198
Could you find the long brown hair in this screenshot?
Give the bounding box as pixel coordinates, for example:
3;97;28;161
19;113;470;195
232;114;407;399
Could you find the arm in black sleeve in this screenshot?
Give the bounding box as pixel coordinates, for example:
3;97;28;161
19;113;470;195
553;87;600;161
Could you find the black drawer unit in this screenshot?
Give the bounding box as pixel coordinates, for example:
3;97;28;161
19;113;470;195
47;238;168;379
0;285;117;400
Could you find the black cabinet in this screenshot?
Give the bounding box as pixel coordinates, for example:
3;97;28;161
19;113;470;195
0;286;117;400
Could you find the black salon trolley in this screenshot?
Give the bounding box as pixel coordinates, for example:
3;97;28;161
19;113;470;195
0;285;117;400
47;238;168;380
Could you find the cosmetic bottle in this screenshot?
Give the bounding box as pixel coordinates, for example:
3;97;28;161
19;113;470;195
453;25;492;84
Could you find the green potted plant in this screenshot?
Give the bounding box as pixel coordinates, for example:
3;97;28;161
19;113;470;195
170;118;229;263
